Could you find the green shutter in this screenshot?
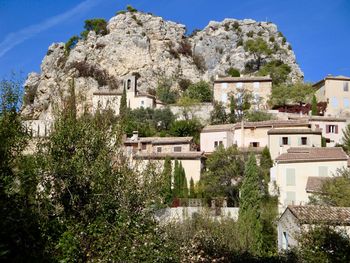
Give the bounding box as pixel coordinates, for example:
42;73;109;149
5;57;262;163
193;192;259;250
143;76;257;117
298;137;301;146
286;168;296;186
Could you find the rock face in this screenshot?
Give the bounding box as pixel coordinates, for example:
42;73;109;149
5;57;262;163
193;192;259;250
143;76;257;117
22;12;303;120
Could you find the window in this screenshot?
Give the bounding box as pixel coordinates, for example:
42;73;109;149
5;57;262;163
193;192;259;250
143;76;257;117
141;143;147;150
286;168;295;186
283;232;289;250
326;125;338;134
344;98;350;108
285;191;296;205
127;79;131;89
214;141;223;148
250;142;260;147
301;137;308;145
331;97;339;108
174;146;182;152
141;100;144;106
282;137;289;145
319;166;328;177
157;147;162;153
344;82;349;92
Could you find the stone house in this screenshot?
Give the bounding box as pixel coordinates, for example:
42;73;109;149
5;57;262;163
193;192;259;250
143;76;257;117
213;76;272;110
270;147;349;212
278;205;350;251
313;75;350;117
92;75;164;115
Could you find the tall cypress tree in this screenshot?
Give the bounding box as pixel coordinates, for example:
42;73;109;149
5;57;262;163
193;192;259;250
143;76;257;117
180;163;188;198
162;156;173;204
119;86;127;117
173;160;180;198
342;124;350;154
311;95;318;116
238;154;263;256
260;146;273;172
228;95;236;123
189;177;196;198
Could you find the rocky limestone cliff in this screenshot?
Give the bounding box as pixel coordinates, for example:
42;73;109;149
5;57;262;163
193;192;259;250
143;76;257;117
22;11;303;120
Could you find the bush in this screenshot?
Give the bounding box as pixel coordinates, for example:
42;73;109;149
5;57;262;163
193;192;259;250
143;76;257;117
232;21;240;30
178;78;192;92
269;36;275;42
258;60;291;85
116;10;126;15
81;18;108;39
246;31;254;37
245;111;273;122
210;102;227;125
236;38;243;47
178;40;192;57
227;67;241;77
186;81;212;102
156;78;178;104
126;5;137;12
193;54;207;72
64;35;80;55
169;119;202;143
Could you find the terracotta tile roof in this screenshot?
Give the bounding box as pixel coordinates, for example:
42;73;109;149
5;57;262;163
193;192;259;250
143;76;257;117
275;147;348;163
305;176;330;193
125;136;193;145
215;76;272;83
287;205;350;225
267;128;322;135
234;120;310;129
202;124;235;132
134;151;206;160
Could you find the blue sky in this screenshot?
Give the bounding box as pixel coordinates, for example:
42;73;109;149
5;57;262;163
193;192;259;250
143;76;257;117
0;0;349;82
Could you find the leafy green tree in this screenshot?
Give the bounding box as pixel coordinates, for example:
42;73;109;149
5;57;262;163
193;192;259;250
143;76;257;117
228;95;236;123
189;178;196;198
169;119;202;144
186;81;213;102
176;96;200;120
162;156;173;204
153;107;175;131
64;35;80;55
311;168;350;207
200;146;244;206
297;226;350;262
238;154;263;256
245;110;273;122
210;101;227;124
311;95;318;115
260;146;273;172
227;67;241;77
343;124;350;154
244;38;272;71
81;18;108;39
156;78;178;104
258;60;291;85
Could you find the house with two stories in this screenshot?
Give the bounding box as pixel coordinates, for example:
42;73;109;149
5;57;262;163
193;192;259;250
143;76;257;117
270;147;349;212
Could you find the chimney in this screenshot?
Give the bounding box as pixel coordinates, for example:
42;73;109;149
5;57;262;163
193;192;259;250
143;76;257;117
131;131;139;141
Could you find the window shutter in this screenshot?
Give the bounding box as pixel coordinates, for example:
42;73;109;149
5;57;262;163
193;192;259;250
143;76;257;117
335;125;339;134
279;137;282;146
326;125;329;134
298;137;301;146
288;137;291;145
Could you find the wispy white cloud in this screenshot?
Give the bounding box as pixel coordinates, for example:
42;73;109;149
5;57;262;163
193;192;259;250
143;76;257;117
0;0;101;58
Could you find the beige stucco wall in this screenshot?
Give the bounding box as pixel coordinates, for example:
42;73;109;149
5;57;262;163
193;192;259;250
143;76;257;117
269;133;322;161
315;79;350;117
309;120;348;147
213;81;272;110
200;131;234;153
133;158;203;185
278;209;300;250
151;143;191;154
128;94;154;109
235;127;269;148
272;160;347;213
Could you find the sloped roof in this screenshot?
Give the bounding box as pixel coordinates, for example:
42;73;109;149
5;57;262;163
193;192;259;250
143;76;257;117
287;205;350;225
267;128;322;135
275;147;348;163
125;136;193;145
134;151;206;160
305;176;330;193
202;124;235;132
215;76;272;83
313;75;350;88
234;120;309;129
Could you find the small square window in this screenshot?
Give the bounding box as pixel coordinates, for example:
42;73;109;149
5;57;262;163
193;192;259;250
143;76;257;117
214;141;218;148
250;142;260;147
174;146;182;152
344;82;349;92
141;143;147;150
301;137;307;145
157;147;162;153
282;137;289;145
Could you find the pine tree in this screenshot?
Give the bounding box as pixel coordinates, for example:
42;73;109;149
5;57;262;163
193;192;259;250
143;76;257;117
162;156;173;204
120;86;127;117
311;95;318;116
238;154;264;256
189;178;196;198
228;95;236;123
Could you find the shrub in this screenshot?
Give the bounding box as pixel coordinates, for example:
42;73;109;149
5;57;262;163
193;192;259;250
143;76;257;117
269;36;275;42
210;102;227;125
64;35;80;55
166;42;179;59
288;44;292;50
232;21;240;30
81;18;108;39
236;38;243;47
282;37;287;45
178;78;192;92
257;31;263;36
258;60;291;85
116;10;126;15
227;67;240;77
178;40;192;57
126;5;137;12
169;119;202;143
186;81;212;102
245;111;273;122
193;54;207;72
156;78;178;104
246;31;254;37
